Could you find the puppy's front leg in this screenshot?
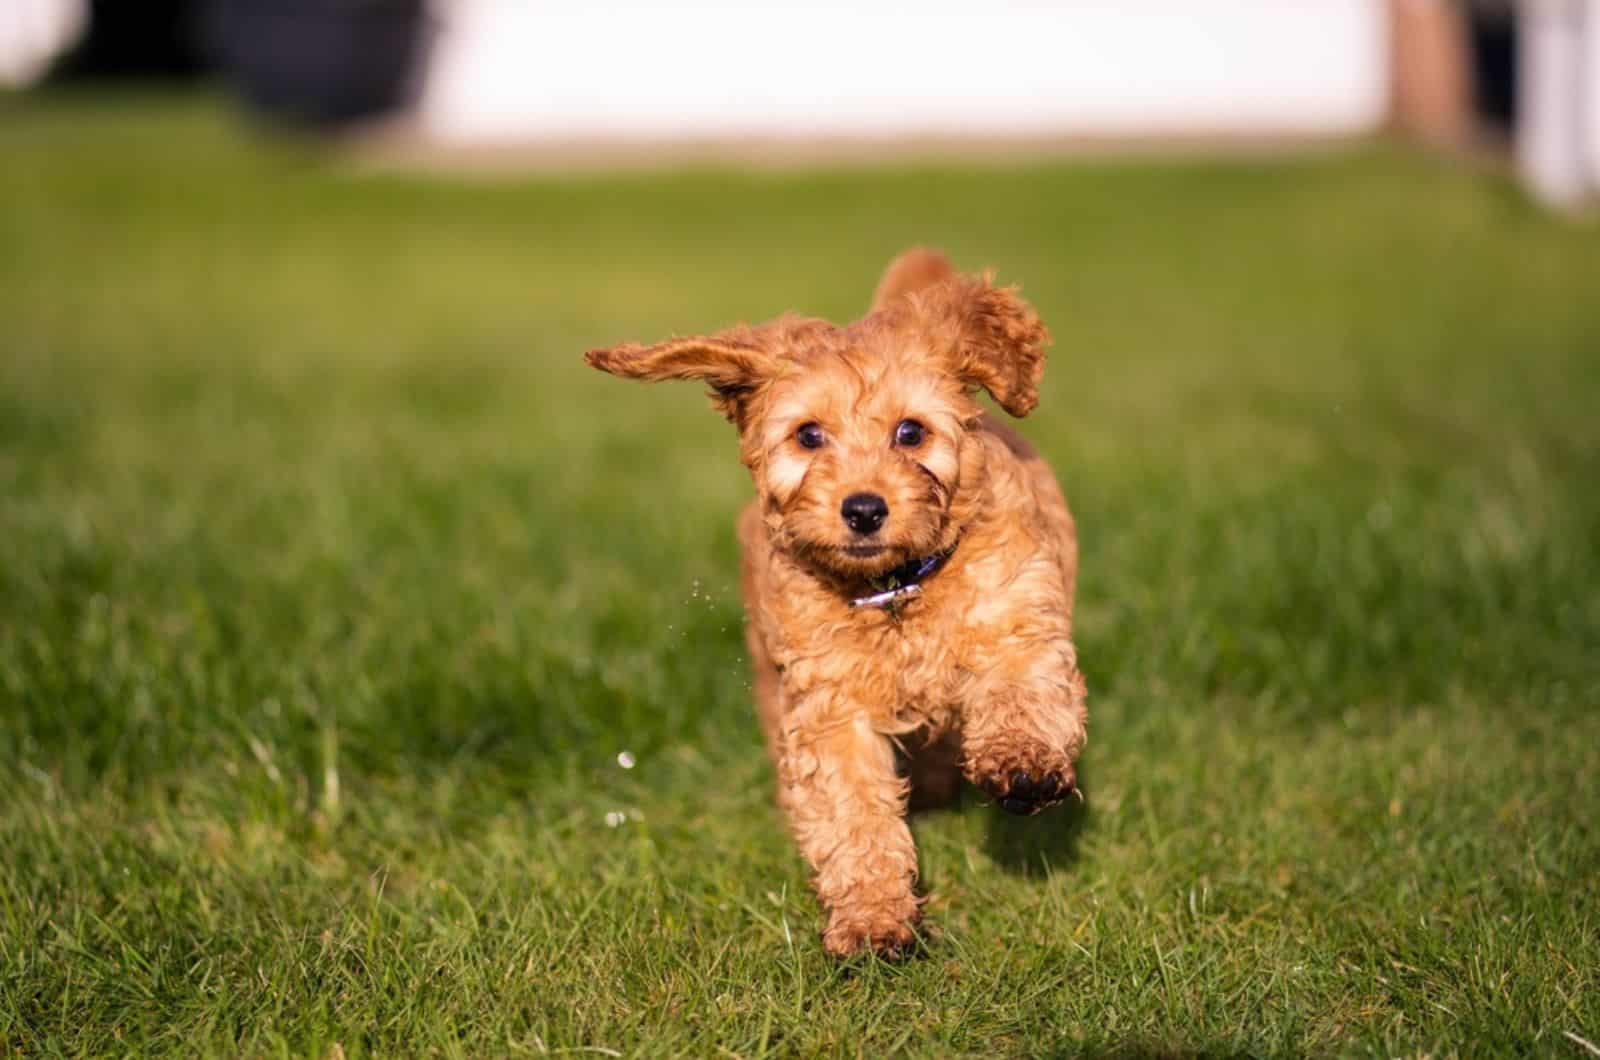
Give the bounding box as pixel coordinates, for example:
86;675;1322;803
962;641;1088;816
777;694;920;958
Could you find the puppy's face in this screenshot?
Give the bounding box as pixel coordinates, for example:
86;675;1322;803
751;341;976;578
586;253;1048;583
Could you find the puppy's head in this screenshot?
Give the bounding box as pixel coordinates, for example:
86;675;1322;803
585;249;1048;580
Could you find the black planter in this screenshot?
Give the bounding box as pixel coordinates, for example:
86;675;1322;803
209;0;430;127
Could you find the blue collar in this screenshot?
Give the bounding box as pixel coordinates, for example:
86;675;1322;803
848;541;958;611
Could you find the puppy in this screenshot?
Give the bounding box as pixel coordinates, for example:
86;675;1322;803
586;248;1088;958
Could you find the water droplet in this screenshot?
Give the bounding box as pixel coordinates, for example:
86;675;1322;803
617;750;636;769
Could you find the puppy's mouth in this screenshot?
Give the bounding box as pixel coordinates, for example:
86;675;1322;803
828;541;907;577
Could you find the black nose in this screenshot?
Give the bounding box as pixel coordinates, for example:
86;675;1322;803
841;492;889;534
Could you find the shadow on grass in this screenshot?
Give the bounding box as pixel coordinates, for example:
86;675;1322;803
982;758;1094;877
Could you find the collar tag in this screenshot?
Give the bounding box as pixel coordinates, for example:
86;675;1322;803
848;583;923;612
846;540;957;612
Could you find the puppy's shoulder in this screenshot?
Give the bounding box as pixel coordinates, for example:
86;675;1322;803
974;415;1063;501
972;413;1075;562
975;414;1042;465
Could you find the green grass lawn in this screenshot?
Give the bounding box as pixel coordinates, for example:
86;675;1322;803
2;92;1598;1058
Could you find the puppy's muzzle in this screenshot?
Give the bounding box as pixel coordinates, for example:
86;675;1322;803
840;492;888;534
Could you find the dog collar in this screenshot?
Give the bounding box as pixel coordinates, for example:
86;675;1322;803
848;541;958;612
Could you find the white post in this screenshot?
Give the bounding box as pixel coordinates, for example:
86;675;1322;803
1517;0;1592;207
1584;0;1600;188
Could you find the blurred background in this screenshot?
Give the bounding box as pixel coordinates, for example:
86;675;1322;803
3;3;1598;1055
2;0;1597;203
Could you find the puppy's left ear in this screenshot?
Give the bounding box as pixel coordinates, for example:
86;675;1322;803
584;332;780;424
919;273;1049;417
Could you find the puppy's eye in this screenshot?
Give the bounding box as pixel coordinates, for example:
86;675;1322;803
796;423;826;450
893;419;926;447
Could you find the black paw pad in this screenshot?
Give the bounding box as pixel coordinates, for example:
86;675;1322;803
993;770;1072;815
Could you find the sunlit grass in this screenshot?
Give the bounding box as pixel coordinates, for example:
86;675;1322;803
1;92;1597;1057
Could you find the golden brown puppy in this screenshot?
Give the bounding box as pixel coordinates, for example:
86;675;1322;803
586;249;1087;958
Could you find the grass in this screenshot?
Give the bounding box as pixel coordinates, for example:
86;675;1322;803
1;90;1598;1058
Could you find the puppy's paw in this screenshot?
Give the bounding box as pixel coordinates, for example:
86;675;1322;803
822;897;922;960
977;766;1076;816
961;692;1086;817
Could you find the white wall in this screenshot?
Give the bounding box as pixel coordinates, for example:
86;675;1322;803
419;0;1391;143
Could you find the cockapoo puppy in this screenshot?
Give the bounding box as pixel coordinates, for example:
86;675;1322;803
586;248;1088;958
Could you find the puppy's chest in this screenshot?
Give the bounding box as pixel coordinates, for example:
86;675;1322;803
783;591;979;728
863;616;971;728
764;539;1056;726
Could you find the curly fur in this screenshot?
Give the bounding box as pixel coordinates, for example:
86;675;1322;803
585;248;1088;958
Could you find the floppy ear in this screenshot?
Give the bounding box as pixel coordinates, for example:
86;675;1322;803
917;272;1049;417
584;333;780;424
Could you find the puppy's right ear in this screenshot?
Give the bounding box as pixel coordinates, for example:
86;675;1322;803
584;334;780;424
